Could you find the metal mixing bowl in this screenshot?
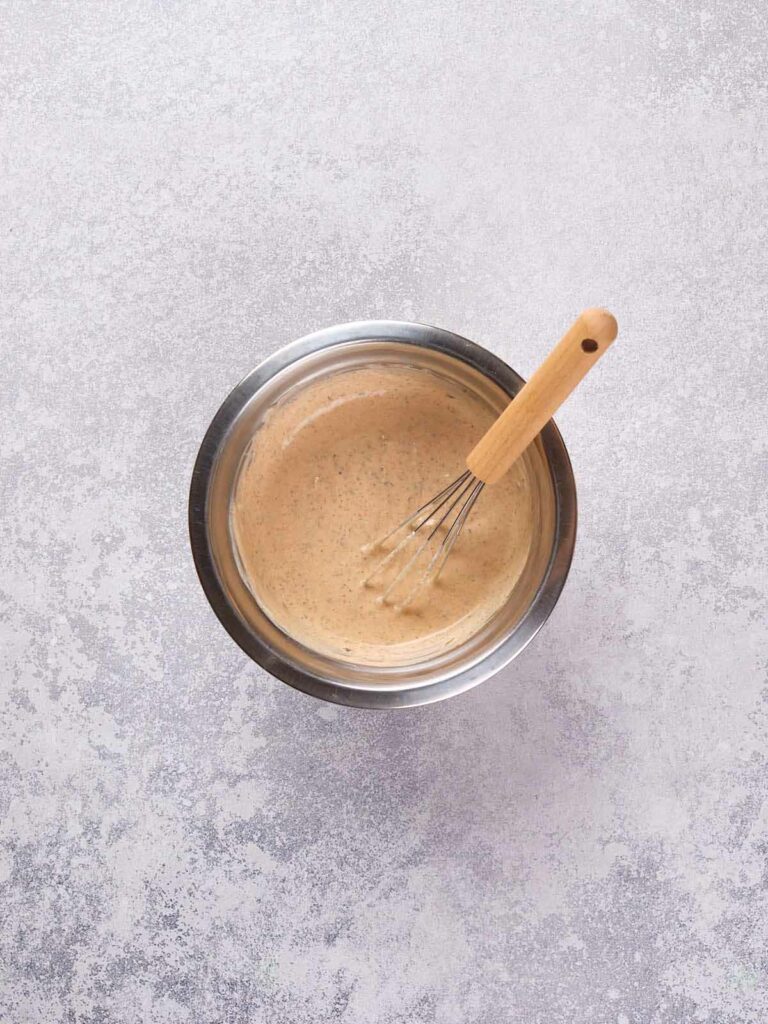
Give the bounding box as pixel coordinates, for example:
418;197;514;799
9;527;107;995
189;320;577;709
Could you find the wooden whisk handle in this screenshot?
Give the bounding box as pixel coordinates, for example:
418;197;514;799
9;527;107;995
466;308;618;485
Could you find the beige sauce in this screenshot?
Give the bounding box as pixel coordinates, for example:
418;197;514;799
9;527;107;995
231;365;535;665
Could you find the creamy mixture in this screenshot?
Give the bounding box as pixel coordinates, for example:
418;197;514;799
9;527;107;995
231;364;535;665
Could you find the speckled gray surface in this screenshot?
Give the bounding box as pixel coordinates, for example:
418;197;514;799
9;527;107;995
2;1;767;1021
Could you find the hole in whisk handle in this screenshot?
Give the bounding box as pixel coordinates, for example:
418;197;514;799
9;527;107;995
581;338;598;353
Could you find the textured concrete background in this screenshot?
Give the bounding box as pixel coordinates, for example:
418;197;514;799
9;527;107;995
1;1;767;1021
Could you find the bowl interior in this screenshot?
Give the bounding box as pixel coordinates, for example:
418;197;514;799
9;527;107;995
197;337;563;700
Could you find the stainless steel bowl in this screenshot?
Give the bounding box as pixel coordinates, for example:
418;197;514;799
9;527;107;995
189;320;577;709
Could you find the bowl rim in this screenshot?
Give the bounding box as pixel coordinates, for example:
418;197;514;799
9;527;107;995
188;320;577;709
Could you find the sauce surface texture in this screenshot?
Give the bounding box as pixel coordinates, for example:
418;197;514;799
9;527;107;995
231;364;534;664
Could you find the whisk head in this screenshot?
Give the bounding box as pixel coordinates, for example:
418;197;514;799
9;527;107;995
362;469;485;611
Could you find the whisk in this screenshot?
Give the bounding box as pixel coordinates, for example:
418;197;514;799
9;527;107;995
363;308;618;610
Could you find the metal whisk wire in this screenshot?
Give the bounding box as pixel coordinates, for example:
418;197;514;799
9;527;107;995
362;470;485;610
